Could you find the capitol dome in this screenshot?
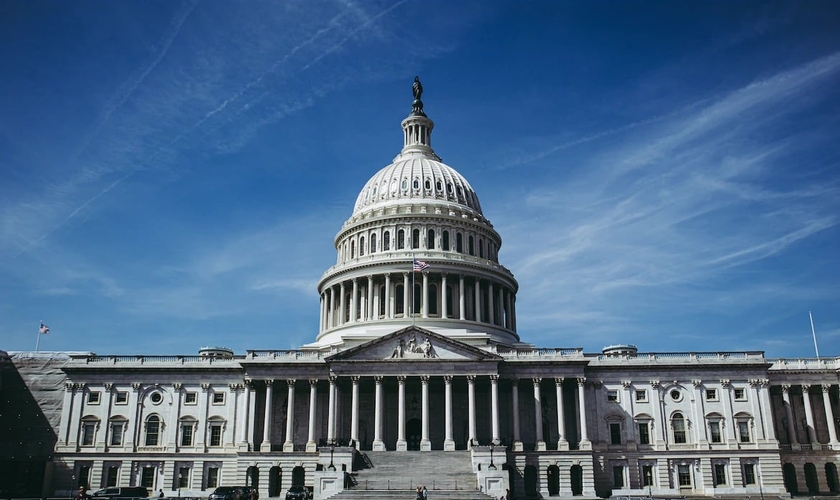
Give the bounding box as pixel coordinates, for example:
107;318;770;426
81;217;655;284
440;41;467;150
313;79;519;348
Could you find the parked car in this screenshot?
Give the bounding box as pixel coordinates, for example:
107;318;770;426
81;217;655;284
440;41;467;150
91;487;149;499
284;486;308;500
209;487;243;500
240;486;259;500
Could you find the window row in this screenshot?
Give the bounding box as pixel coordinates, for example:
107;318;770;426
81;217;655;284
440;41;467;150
340;227;498;262
79;415;228;448
605;386;748;404
83;390;226;405
605;412;754;446
611;460;759;489
360;176;479;209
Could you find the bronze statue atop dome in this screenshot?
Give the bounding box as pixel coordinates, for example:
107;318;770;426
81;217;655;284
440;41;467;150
411;76;426;116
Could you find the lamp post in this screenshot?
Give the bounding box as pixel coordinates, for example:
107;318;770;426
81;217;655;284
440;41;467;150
488;443;496;470
328;442;336;471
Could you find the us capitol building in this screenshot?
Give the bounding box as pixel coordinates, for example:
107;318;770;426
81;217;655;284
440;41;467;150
3;80;840;500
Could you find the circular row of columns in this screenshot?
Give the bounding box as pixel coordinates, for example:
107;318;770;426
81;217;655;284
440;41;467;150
779;383;840;446
253;376;590;452
319;272;517;332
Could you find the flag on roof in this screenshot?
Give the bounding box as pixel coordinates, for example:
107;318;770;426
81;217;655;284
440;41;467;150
39;322;50;335
413;258;430;271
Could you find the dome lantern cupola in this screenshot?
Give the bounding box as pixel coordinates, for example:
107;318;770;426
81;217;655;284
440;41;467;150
398;77;441;162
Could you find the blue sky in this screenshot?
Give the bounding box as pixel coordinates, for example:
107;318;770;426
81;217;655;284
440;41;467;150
1;1;838;357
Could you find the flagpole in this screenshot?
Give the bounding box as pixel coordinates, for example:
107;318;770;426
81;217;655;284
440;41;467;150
411;255;416;327
810;311;820;359
36;321;42;352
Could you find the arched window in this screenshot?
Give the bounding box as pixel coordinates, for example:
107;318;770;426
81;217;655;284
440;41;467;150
424;178;431;190
442;231;450;251
468;235;474;256
672;413;686;444
397;230;405;250
370;233;377;254
207;418;225;447
80;416;99;446
412;229;420;249
413;178;420;190
383;231;390;251
351;241;356;259
359;236;365;256
427;229;435;250
456;233;463;253
479;238;484;257
145;415;161;446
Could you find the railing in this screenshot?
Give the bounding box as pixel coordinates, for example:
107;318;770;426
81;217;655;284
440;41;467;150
768;357;840;370
245;350;327;361
353;479;471;491
497;348;584;359
596;352;766;363
81;355;241;365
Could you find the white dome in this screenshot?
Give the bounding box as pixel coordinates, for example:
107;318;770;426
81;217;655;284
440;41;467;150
352;156;483;216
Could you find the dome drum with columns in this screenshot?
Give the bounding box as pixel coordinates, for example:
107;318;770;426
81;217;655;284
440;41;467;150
315;82;519;348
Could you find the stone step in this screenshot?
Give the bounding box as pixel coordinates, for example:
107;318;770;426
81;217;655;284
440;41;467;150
349;451;478;491
330;490;496;500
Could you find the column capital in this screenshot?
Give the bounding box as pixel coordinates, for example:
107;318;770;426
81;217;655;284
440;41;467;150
467;375;477;382
490;374;499;382
621;380;632;389
329;374;338;383
420;375;430;383
374;375;384;383
244;378;253;387
719;379;731;388
351;376;361;383
265;379;274;387
822;384;833;393
748;379;761;388
352;277;358;283
444;375;453;383
532;377;542;386
384;272;391;278
132;382;141;390
692;379;703;388
402;271;409;277
554;377;564;386
366;274;373;280
802;384;812;392
309;379;318;387
650;380;660;389
576;377;586;386
397;375;406;383
782;384;791;393
104;383;114;391
201;383;211;391
287;379;297;387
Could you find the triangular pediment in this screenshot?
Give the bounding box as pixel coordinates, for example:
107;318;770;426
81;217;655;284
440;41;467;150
325;326;502;362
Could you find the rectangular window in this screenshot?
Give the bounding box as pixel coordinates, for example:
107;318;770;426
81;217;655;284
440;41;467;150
673;418;687;444
734;388;746;400
141;466;155;488
709;421;722;443
706;389;718;401
178;467;190;488
185;392;197;405
743;464;756;485
212;392;225;404
612;466;624;488
88;392;101;405
642;465;654;487
714;463;727;485
209;424;222;446
635;390;648;402
115;392;128;404
738;421;751;443
678;464;691;486
181;424;193;446
207;467;220;488
81;422;96;446
109;423;123;446
607;390;619;402
610;423;622;445
105;466;119;487
638;422;650;445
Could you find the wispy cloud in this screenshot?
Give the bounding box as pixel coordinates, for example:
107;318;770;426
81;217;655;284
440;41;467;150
493;53;840;351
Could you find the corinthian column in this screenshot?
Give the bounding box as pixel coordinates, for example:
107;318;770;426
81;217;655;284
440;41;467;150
351;376;360;449
327;376;336;443
822;385;839;446
397;376;407;451
556;378;568;450
577;377;590;449
534;378;545;451
444;376;455;451
782;385;798;446
283;380;296;452
373;376;385;450
421;375;431;450
490;375;500;444
306;380;317;452
512;379;522;451
260;380;274;452
468;375;477;446
802;384;818;444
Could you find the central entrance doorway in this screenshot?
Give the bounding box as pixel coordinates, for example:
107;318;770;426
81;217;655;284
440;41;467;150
407;418;421;450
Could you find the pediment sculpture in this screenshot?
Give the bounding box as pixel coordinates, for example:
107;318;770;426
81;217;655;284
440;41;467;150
389;334;436;359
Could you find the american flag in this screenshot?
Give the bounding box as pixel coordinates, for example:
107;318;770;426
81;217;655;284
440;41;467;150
413;258;430;271
39;322;50;335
